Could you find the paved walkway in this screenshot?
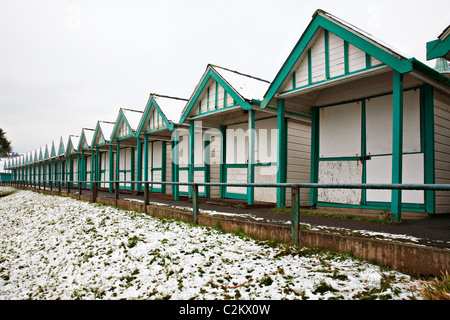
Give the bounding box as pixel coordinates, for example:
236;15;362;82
70;188;450;250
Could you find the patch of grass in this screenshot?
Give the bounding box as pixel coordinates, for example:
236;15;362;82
0;187;16;198
418;272;450;300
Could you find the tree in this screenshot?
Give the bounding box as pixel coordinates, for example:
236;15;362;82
0;128;12;157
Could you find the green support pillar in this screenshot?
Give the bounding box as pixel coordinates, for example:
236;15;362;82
422;84;435;214
108;145;113;193
161;142;167;194
173;130;180;201
116;141;120;190
131;147;135;191
391;71;403;222
247;109;255;205
219;125;227;199
144;134;149;183
277;99;287;208
189;121;195;198
136;137;142;192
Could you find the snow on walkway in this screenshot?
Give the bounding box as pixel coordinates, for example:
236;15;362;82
0;188;422;300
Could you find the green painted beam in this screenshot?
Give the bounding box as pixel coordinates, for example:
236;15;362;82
422;84;435;214
276;99;286;208
391;71;403;222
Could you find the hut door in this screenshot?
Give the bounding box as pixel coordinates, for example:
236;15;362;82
318;102;363;205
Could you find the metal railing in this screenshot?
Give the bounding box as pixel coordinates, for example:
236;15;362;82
3;179;450;244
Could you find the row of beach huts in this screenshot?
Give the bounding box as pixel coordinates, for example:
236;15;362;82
4;10;450;218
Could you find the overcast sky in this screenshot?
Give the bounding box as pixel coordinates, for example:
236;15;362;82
1;0;449;154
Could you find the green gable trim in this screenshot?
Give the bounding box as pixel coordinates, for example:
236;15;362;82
180;67;252;123
426;36;450;60
136;96;174;136
111;111;134;141
261;13;413;109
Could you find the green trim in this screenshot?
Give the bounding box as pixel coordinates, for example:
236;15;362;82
422;84;435;214
219;125;227;199
292;71;296;90
225;192;247;200
365;53;371;69
191;104;240;119
276;99;286;208
180;66;252;123
136;96;174;136
261;13;413;109
426;36;450;60
279;63;385;96
188;122;195;197
324;30;330;79
318;201;425;212
391;71;404;222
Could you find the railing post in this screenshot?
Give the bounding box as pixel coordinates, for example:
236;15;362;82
92;182;97;203
144;182;149;206
78;182;82;200
291;185;300;245
115;181;119;206
192;183;199;225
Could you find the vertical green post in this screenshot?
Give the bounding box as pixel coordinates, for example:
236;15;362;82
189;121;195;198
422;84;435;214
192;183;199;225
109;144;113;193
130;147;135;191
247;109;255;205
173;130;180;201
277;99;286;208
144;134;148;194
204;135;210;198
391;71;403;222
116;141;120;190
161;142;167;194
219;125;226;199
291;185;300;245
137;137;142;192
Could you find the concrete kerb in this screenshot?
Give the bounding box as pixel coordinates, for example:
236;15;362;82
10;186;450;277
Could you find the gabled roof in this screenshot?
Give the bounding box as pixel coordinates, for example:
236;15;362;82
111;108;144;140
260;9;420;109
180;64;270;123
136;93;188;135
92;120;115;147
57;136;69;156
77;128;95;151
66;135;80;155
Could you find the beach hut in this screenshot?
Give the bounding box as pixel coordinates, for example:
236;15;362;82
135;93;188;196
260;9;450;219
65;135;80;186
179;64;273;205
91;120;116;190
77;128;95;188
110;108;144;190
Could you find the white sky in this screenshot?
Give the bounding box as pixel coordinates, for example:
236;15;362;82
1;0;449;153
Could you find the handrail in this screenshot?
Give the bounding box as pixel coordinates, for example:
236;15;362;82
2;179;450;244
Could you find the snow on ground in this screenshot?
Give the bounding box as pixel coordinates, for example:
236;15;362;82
0;188;423;300
124;198;430;246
